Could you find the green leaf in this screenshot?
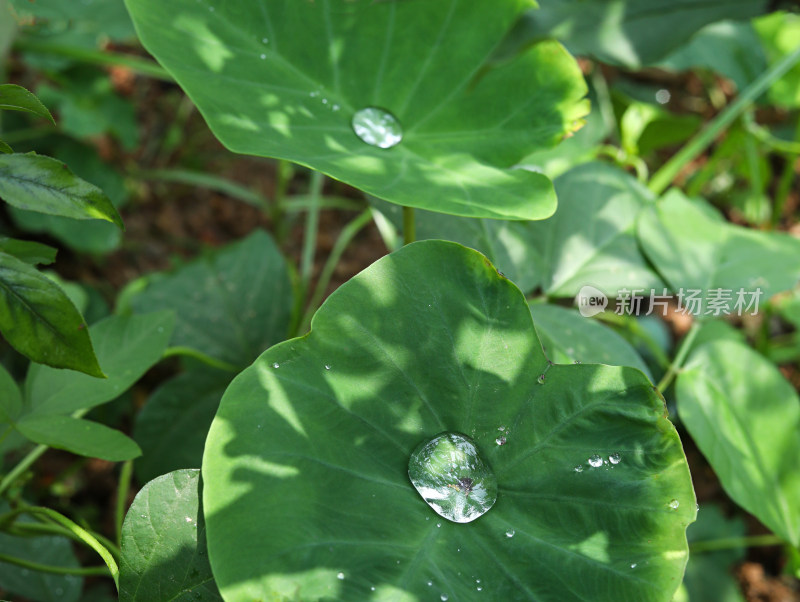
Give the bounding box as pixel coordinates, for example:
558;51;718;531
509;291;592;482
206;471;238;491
520;0;767;68
203;240;695;601
0;235;57;265
0;138;11;153
0;362;22;423
0;83;55;123
754;12;800;108
0;152;123;228
677;340;800;547
0;503;83;602
119;469;222;601
0;251;103;377
683;505;746;602
122;230;292;368
124;0;589;220
638;190;800;310
15;414;141;461
134;369;231;483
22;311;175;416
529;303;651;378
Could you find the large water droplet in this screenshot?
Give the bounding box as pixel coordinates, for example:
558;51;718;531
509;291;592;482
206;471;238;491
608;453;621;465
408;432;498;523
588;455;603;468
351;107;403;149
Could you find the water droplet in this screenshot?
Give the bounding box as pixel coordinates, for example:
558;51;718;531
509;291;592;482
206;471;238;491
609;453;621;465
427;581;433;587
588;455;603;468
273;362;280;369
185;516;193;522
668;499;680;510
140;514;147;519
537;374;546;384
310;91;320;98
408;432;498;523
505;529;515;538
495;436;506;446
436;522;441;528
262;37;268;43
337;572;345;580
477;586;483;591
351;107;403;149
324;364;331;371
498;426;505;432
332;104;340;111
630;563;637;569
260;53;266;60
574;464;584;473
441;595;449;601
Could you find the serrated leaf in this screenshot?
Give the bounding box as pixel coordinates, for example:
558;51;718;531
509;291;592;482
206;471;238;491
124;0;588;220
22;311;175;416
119;469;222;601
0;250;102;377
0;152;123;228
123;230;291;368
0;83;55;123
677;340;800;547
203;240;695;602
0;235;57;265
134;370;232;483
15;414;141;461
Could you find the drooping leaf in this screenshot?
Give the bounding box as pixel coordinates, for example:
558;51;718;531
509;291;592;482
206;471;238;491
0;152;123;228
21;312;174;416
119;469;222;601
516;0;767;68
0;235;56;265
15;414;142;461
529;303;651;378
677;340;800;547
0;503;83;602
0;84;55;123
638;190;800;312
124;0;589;220
0;250;103;377
122;230;292;368
203;240;695;602
134;369;232;483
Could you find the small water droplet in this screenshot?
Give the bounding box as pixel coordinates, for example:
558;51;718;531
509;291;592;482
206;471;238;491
588;455;603;468
185;516;193;522
537;374;546;384
498;426;505;432
436;522;441;528
310;91;320;98
332;104;340;111
427;581;433;587
337;572;345;580
477;586;483;591
609;453;621;465
325;364;331;370
505;529;515;538
668;499;680;510
140;514;147;519
441;595;449;601
351;107;403;149
370;586;376;591
631;563;637;569
495;436;506;446
408;432;498;523
262;37;268;43
574;464;584;473
273;362;280;369
260;53;266;60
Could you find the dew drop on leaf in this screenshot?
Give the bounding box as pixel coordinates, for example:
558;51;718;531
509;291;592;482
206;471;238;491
408;432;498;523
609;453;621;465
495;436;506;446
588;455;603;468
574;465;584;473
337;572;345;580
505;529;515;538
537;374;546;384
351;107;403;149
668;499;680;510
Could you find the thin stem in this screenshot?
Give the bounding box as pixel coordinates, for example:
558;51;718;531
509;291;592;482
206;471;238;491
690;534;784;554
657;322;701;394
133;168;269;210
115;460;133;547
298;209;373;333
0;553;110;577
648;44;800;196
596;145;649;183
162;346;238;372
403;206;416;245
0;443;47;497
12;39;172;81
300;171;324;293
4;522;121;559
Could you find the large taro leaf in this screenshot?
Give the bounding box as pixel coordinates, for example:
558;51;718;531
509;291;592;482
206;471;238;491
203;240;695;602
514;0;767;68
677;340;800;548
124;0;588;220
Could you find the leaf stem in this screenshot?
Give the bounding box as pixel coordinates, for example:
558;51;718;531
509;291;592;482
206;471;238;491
403;206;416;245
0;443;47;497
656;322;700;394
162;346;238;372
4;522;120;558
300;170;324;294
648;44;800;196
0;553;110;577
690;534;784;554
298;209;373;333
115;460;133;547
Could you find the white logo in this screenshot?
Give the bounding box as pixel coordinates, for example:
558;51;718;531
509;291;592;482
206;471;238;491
576;286;608;318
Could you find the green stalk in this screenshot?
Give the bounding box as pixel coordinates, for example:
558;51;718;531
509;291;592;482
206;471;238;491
403;206;416;245
690;533;784;554
133;168;269;210
300;170;325;293
649;45;800;196
162;346;238;372
656;322;700;394
298;209;373;333
115;460;133;547
0;553;110;577
13;38;171;81
5;522;121;559
0;443;47;497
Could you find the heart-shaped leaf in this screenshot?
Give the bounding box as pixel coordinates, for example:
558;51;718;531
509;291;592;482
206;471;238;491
119;469;222;601
124;0;588;220
203;240;695;601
